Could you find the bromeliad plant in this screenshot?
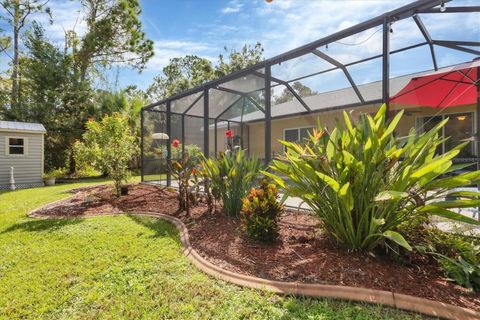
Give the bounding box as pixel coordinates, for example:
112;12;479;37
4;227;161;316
202;149;261;217
265;104;480;252
241;178;284;243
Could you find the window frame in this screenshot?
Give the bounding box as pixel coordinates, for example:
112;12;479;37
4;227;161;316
282;125;316;152
415;111;477;158
5;136;28;157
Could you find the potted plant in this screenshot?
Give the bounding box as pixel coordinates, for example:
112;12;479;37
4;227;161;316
43;168;64;186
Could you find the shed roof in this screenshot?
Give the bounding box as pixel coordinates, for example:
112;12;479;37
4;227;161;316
0;121;46;133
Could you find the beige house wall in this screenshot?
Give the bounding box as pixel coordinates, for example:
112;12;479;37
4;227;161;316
209;103;476;158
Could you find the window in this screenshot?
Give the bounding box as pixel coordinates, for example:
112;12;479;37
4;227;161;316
283;126;315;151
6;137;26;155
417;112;476;158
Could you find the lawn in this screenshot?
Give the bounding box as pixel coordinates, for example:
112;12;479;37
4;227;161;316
0;180;428;319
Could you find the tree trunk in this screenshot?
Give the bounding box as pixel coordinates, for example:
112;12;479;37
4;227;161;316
69;149;76;175
10;2;19;112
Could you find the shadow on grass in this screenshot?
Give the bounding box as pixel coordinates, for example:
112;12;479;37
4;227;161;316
127;214;179;239
1;218;84;234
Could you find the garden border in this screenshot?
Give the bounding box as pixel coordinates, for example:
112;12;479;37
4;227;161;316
28;203;479;320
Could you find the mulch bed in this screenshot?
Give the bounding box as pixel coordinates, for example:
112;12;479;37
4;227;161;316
33;183;480;310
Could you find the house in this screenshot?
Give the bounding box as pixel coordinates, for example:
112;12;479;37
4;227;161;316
140;0;479;185
210;61;478;160
0;121;46;189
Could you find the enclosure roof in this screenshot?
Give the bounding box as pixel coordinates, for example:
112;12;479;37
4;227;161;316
0;121;47;133
144;0;471;111
216;71;421;124
212;61;477;124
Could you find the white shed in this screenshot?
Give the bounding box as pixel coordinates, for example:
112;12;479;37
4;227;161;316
0;121;46;189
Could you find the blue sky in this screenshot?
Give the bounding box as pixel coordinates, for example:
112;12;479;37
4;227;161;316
1;0;479;93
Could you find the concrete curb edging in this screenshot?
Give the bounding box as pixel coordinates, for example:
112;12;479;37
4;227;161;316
27;208;479;320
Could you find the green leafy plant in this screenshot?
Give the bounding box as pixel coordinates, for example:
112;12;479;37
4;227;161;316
241;178;284;242
74;113;137;197
417;228;480;292
202;149;261;217
171;139;201;214
434;253;480;292
265;104;480;251
43;168;65;179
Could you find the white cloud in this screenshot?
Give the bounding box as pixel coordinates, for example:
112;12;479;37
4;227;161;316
146;40;216;72
221;0;244;14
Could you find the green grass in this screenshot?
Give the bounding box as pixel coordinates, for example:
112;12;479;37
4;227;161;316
0;180;429;319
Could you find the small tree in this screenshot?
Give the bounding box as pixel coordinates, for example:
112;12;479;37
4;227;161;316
74;113;137;196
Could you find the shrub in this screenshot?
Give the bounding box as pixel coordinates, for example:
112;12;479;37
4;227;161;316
43;168;66;179
436;253;480;292
241;179;284;242
202;149;261;217
265;104;480;252
74;113;137;196
418;228;480;292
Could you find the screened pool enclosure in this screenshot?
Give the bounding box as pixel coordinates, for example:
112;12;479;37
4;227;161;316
141;0;480;186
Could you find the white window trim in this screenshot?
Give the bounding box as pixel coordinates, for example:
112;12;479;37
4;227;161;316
5;136;28;156
283;126;316;141
415;111;477;156
283;126;316;152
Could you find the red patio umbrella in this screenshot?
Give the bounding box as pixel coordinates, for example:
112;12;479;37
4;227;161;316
390;60;479;108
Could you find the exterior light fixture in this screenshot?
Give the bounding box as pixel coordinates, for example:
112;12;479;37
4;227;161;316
456;115;466;121
389;22;394;34
440;0;446;12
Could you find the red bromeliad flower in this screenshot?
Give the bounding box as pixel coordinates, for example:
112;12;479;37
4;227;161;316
172;139;180;148
225;130;233;138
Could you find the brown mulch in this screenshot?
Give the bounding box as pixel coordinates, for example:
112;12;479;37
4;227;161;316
33;183;480;311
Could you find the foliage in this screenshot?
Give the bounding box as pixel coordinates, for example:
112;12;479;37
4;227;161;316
215;42;264;77
274;81;318;104
436;253;480;292
0;31;10;53
93;89;147;167
416;228;480;292
202;149;261;217
170;142;203;214
265;104;480;252
147;55;215;100
1;1;152;173
1;22;93;171
42;168;66;179
241;178;284;243
0;182;421;319
147;43;264;101
170;143;203;163
74;0;154;80
1;0;51;109
74;113;137;196
420;228;480;263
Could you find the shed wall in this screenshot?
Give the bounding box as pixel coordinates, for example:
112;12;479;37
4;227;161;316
0;131;44;189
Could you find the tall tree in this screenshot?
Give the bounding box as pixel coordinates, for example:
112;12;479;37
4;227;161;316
18;22;92;170
147;43;264;102
147;55;215;101
216;42;263;77
0;29;10;53
74;0;154;81
274;81;317;104
0;0;50;111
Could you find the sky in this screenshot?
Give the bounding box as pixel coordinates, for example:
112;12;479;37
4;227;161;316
0;0;479;93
